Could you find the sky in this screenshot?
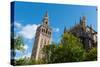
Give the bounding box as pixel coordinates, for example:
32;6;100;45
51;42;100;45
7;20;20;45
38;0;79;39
11;1;97;59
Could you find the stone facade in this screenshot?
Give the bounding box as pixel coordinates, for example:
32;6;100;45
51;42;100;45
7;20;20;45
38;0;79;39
64;16;97;50
31;12;52;61
31;13;97;61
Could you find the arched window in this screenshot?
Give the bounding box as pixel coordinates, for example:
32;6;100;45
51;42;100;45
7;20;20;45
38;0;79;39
42;29;43;32
44;29;45;33
48;31;49;35
45;21;48;25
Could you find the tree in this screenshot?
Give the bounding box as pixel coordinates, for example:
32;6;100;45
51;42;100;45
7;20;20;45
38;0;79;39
11;33;25;65
14;35;24;51
43;32;85;63
60;32;85;62
85;47;97;61
15;57;36;65
42;43;57;63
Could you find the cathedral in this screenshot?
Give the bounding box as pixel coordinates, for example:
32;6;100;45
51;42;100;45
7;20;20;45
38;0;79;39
31;12;97;61
64;16;97;50
31;12;52;61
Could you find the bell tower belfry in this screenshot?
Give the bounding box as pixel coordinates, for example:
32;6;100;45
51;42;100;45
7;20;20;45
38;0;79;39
31;12;52;61
42;11;49;26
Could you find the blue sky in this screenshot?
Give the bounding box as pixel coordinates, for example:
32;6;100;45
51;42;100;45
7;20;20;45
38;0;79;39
12;1;97;59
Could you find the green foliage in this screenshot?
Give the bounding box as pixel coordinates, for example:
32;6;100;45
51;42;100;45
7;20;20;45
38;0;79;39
61;32;83;47
11;32;24;51
43;32;85;63
15;58;36;65
15;58;46;65
14;32;97;65
14;35;24;51
11;33;25;65
60;32;85;62
42;43;57;63
15;58;26;65
85;47;97;61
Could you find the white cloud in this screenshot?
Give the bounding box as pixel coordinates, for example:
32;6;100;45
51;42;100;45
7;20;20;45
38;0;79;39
18;24;39;39
13;21;39;40
23;44;28;50
14;21;22;29
53;28;60;32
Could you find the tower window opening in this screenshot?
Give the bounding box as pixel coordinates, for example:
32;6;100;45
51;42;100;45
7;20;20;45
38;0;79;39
45;21;48;25
42;29;43;32
44;29;45;33
47;31;49;34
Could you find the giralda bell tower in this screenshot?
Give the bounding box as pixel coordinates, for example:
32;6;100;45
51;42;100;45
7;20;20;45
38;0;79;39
31;12;52;61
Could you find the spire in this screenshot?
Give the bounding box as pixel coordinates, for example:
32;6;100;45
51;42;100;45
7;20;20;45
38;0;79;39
80;16;86;25
45;11;48;17
82;16;86;21
80;16;86;24
80;16;86;32
64;26;67;33
90;24;93;33
42;11;49;26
